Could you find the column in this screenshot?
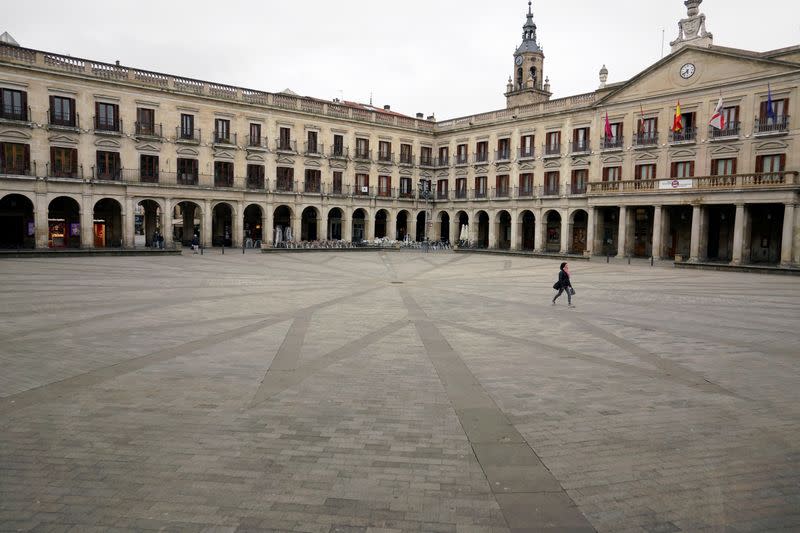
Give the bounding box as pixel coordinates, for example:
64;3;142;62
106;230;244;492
80;196;93;248
342;210;352;243
449;215;459;246
183;206;195;246
35;195;49;249
560;211;570;254
586;207;596;256
262;206;270;247
366;211;375;241
163;198;174;248
689;204;703;262
780;203;795;267
409;214;418;242
617;205;628;257
469;211;478;244
731;204;746;265
510;213;520;251
201;202;212;248
534;209;546;252
291;215;301;244
488;212;498;249
231;202;243;248
651;205;663;259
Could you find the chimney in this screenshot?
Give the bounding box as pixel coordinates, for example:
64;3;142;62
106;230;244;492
383;105;391;110
427;114;435;121
416;112;424;118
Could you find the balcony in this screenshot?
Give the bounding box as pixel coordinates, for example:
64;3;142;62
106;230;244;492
93;116;122;135
419;154;434;167
398;188;415;199
586;171;798;195
518;147;535;160
135;122;162;139
377;151;394;164
354;149;372;162
305;142;324;157
434;156;449;168
324;183;348;196
176;127;201;144
303;179;321;194
474;152;489;164
275;179;296;193
708;122;740;141
330;146;349;159
571;183;587;195
493;187;511;199
246;175;265;190
601;136;624;151
542;185;560;197
454;188;468;200
246;135;268;150
669;127;696;144
755;115;789;135
47;165;80;179
399;153;414;166
214;175;234;188
177;172;200;186
543;143;561;158
517;186;535;198
1;163;33;177
377;186;393;198
474;189;488;200
213;131;237;146
437;189;449;200
276;139;297;153
47;110;79;131
570;140;590;154
0;105;31;125
93;167;121;181
495;150;511;163
454;154;469;166
634;132;659;148
354;185;372;197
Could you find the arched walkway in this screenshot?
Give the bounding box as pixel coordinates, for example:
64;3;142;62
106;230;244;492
520;210;535;251
439;211;450;242
327;208;343;240
416;211;427;241
0;193;34;248
273;205;293;244
477;211;489;248
301;206;319;241
174;201;202;246
136;199;162;248
497;210;511;250
93;198;123;248
243;204;264;246
545;210;562;252
570;209;588;254
212;203;234;246
456;211;469;244
48;196;81;248
375;209;388;239
396;210;409;241
352;208;366;242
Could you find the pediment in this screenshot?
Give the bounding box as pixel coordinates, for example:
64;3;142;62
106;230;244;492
601;154;624;164
0;129;32;141
436;171;449;179
246;152;266;162
571;157;590;167
304;158;321;168
598;46;800;106
276;155;295;165
96;138;121;148
354;163;371;172
329;160;347;170
635;151;658;162
709;144;741;156
213;149;235;160
419;170;432;178
474;165;488;173
176;147;199;157
455;168;468;176
755;140;788;152
134;142;160;152
519;162;535;171
399;167;413;176
543;159;560;169
669;148;696;159
47;133;78;145
496;164;512;172
377;166;391;173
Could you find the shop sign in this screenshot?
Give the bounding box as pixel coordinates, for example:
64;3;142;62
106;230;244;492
659;179;693;190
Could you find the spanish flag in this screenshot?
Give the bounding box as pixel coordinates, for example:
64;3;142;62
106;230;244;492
672;102;683;133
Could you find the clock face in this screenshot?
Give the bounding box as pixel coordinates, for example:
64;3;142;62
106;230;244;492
680;63;696;79
515;56;524;66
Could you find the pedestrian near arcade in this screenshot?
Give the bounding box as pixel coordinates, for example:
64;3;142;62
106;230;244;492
191;234;200;254
552;262;575;307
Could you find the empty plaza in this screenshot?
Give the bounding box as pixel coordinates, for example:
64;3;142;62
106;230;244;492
1;252;799;533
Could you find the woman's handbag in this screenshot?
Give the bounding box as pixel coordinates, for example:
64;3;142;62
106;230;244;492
553;281;561;290
568;286;576;296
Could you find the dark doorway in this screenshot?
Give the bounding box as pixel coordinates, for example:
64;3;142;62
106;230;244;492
93;198;123;248
302;207;319;241
49;196;81;248
521;210;535;250
440;212;450;242
0;194;34;248
375;210;388;239
212;203;233;246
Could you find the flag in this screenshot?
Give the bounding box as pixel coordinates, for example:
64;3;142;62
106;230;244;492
672;102;683;133
766;83;776;120
604;110;613;138
709;96;725;130
638;105;646;136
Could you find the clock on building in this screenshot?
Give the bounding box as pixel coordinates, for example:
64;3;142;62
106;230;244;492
680;63;696;79
515;55;524;66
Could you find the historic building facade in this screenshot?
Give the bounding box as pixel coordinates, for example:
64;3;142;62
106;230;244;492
1;0;798;265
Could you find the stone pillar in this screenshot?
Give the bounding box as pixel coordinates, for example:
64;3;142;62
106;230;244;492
652;205;663;259
449;215;459;246
343;213;352;243
617;205;628;257
231;202;243;248
409;214;418;242
689;204;705;262
560;212;570;254
488;212;498;249
510;214;520;251
366;211;375;242
731;204;746;265
262;207;270;247
182;206;194;246
291;215;302;244
586;207;596;256
469;212;478;244
534;209;546;252
35;195;49;249
780;203;795;267
163;198;174;248
201;202;212;248
80;197;93;248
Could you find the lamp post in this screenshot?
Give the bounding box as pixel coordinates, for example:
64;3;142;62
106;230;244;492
418;180;433;246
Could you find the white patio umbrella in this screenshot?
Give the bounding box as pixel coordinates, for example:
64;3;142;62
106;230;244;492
460;224;469;241
284;226;293;242
274;226;283;247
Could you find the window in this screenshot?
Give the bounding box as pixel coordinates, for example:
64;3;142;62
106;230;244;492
276;167;293;191
760;98;789;120
497;139;510;160
572;128;590;152
437;146;449;165
476;141;488;162
304;169;321;193
456;143;468;164
307;131;319;154
399;177;412;197
546;131;561;154
436;179;448;199
249;123;262;147
519;173;533;195
214;119;231;143
333;171;343;194
247;164;265;189
96;151;120;180
279;127;292;150
603;166;622;182
756;154;786;179
455;177;467;198
544;171;560;195
604;123;623;148
378;175;391;197
1;142;30;175
50;147;77;178
495;175;509;197
95;102;119;131
400;143;412;164
378;141;392;162
140;154;159;182
758;98;789;132
356;173;370;195
420;146;432;165
670;162;693;179
637;117;658;144
333;134;345;157
711;158;737;176
571;169;588;194
355;138;370;159
672;112;696;142
214;161;234;187
177;158;199;185
50;96;75;127
180;114;195;139
475;176;487;198
520;135;534;158
136;108;155;136
0;88;27;121
636;164;657;180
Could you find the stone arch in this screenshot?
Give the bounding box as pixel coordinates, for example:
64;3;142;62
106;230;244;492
243;204;264;245
327;207;344;240
0;193;35;249
544;209;562;252
93;198;123;248
173;201;203;246
301;206;320;241
519;209;536;251
273;205;293;243
135;198;164;248
416;211;428;241
212;202;235;246
476;210;490;248
455;210;470;244
438;210;450;242
48;196;82;248
396;209;410;241
569;209;589;254
352;208;367;242
496;210;511;250
374;209;389;239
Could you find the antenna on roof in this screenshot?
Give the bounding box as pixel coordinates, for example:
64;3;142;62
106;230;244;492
369;91;373;106
661;28;665;58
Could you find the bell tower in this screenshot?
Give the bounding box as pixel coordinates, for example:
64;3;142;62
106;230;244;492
505;1;551;108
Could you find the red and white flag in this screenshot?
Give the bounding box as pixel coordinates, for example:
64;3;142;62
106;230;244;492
709;96;725;130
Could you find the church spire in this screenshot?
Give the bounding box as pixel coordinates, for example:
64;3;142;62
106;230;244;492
517;1;542;54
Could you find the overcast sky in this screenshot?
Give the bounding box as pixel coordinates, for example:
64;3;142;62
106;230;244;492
6;0;798;120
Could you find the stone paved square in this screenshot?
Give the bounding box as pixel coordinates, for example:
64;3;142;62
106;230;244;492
1;252;799;532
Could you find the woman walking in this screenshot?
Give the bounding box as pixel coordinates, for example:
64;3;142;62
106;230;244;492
552;262;575;307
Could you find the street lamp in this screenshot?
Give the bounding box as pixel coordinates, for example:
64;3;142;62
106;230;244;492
418;180;433;244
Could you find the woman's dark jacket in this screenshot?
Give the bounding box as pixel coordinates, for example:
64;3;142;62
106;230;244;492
558;270;571;288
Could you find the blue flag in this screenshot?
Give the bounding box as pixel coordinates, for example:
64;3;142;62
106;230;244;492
767;84;776;120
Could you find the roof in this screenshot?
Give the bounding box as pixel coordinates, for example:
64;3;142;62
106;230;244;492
0;32;19;47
